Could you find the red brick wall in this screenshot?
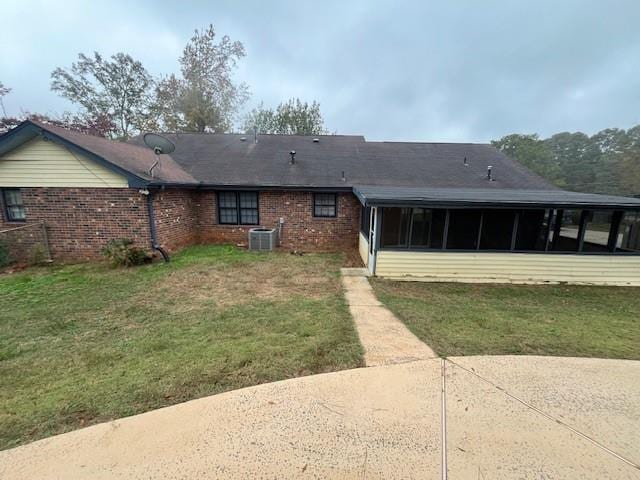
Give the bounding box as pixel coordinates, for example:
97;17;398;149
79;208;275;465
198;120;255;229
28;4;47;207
196;191;361;251
0;223;50;264
0;187;362;260
0;188;151;260
152;189;199;251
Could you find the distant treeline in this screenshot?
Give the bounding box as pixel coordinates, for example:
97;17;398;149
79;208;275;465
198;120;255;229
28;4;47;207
492;127;640;197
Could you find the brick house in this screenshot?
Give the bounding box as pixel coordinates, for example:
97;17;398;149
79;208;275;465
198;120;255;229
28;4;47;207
1;120;640;285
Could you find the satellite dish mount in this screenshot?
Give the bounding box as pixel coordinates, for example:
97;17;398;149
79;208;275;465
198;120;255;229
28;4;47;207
143;133;175;178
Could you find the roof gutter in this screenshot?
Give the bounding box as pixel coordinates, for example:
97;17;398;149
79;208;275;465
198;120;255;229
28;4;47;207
144;182;354;192
359;199;640;210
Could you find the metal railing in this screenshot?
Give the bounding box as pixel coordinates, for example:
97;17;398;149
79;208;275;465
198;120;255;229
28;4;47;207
0;222;52;266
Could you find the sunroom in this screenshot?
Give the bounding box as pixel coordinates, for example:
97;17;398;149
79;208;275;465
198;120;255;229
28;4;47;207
355;186;640;286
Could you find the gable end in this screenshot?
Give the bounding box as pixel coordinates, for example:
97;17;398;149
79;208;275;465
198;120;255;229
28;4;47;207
0;137;129;188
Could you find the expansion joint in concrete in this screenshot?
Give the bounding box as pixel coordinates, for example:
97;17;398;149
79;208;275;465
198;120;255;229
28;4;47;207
446;358;640;472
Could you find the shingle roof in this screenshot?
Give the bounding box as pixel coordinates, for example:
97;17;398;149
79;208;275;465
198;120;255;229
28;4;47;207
0;121;196;185
128;133;556;190
354;186;640;209
32;121;197;184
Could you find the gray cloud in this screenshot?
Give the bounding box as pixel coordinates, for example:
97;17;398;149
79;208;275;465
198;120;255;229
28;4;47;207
2;0;639;141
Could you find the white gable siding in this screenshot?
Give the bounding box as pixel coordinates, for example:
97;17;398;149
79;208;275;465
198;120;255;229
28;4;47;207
0;138;128;188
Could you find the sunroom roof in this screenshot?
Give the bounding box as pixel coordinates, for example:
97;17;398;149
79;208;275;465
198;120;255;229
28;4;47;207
353;186;640;209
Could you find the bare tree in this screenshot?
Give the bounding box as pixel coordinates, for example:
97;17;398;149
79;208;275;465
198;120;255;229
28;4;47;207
0;111;116;137
0;81;11;118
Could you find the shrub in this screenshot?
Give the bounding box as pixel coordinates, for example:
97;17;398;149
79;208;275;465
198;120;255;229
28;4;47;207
0;240;10;268
102;239;150;267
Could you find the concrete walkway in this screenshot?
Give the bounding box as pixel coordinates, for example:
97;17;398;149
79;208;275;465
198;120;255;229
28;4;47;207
1;356;639;479
340;269;437;365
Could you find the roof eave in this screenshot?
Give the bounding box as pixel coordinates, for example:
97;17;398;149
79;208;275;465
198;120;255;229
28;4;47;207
361;198;640;209
146;181;353;192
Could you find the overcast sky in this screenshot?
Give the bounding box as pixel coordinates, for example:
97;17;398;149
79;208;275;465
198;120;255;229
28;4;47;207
1;0;639;142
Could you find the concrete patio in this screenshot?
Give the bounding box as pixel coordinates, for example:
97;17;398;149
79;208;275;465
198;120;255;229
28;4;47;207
1;355;639;479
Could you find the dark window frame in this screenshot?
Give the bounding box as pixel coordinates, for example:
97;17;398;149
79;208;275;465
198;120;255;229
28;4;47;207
313;193;337;218
2;188;26;223
616;210;640;253
360;206;371;234
377;206;640;255
380;207;447;250
216;191;259;225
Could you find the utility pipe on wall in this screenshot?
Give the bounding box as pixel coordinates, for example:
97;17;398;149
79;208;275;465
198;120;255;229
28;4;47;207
143;189;170;262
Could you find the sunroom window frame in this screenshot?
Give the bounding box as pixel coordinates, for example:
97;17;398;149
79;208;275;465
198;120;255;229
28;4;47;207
376;205;640;255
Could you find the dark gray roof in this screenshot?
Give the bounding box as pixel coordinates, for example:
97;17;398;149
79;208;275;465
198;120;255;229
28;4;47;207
354;186;640;209
128;133;555;190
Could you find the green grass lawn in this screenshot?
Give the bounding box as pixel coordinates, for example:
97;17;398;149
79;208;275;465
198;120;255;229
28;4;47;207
372;279;640;359
0;245;364;450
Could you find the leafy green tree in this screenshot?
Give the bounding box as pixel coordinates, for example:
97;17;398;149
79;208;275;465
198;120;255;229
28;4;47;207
625;125;640;150
618;152;640;196
243;98;326;135
591;128;629;154
494;127;640;196
617;125;640;196
155;25;249;132
544;132;601;192
491;134;562;186
51;52;155;139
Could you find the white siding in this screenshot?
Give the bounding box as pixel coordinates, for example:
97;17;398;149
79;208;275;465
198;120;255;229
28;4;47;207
359;232;369;267
0;138;128;188
375;251;640;286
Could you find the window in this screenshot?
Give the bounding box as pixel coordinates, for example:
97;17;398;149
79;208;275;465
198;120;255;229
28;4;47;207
446;209;482;250
239;192;259;224
582;210;614;252
551;209;582;252
376;205;640;254
360;206;371;234
380;207;447;249
314;193;337;217
618;211;640;252
2;189;26;222
515;209;548;251
479;210;517;250
381;207;411;247
429;210;447;249
217;191;259;225
409;208;431;247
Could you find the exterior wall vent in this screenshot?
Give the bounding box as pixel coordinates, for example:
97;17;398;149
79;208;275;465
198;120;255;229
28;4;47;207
249;227;278;251
313;138;320;143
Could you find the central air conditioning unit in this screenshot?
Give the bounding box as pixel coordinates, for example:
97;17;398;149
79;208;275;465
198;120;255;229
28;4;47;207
248;227;278;251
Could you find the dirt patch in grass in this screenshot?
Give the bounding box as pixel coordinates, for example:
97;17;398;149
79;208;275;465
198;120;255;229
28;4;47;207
141;254;342;312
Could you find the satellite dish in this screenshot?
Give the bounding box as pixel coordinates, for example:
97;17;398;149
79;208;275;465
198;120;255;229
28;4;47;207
143;133;175;155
